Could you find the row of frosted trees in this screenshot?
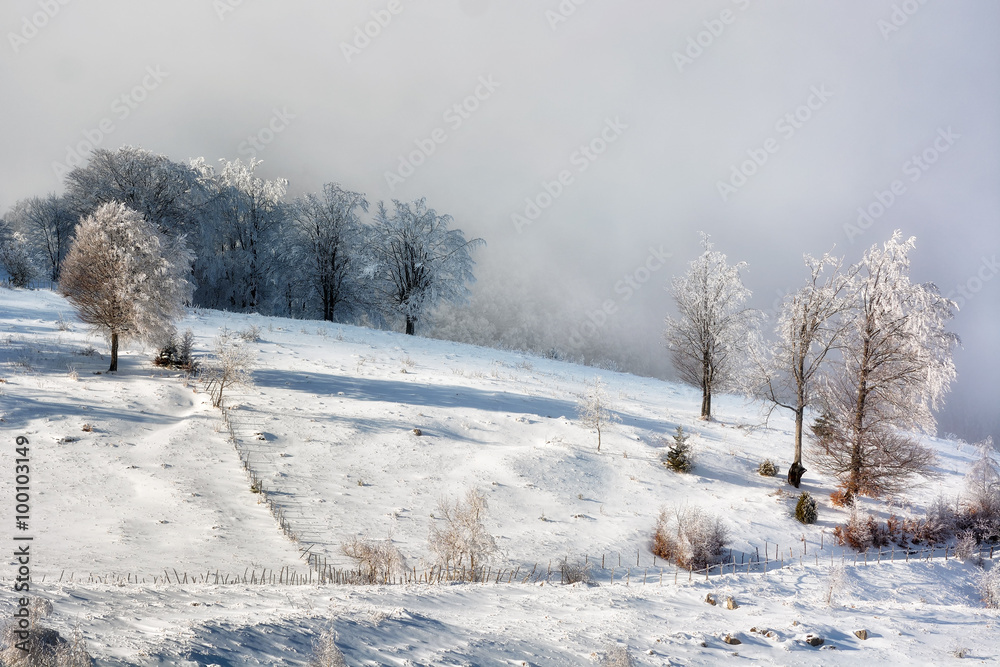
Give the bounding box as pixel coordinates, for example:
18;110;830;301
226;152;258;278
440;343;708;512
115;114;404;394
664;232;959;501
0;146;483;334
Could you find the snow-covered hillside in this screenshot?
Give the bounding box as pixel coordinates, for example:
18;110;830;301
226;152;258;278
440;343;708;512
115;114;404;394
1;286;996;665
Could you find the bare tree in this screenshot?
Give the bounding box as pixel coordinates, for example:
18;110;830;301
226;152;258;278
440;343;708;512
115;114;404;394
291;183;369;321
815;231;959;500
202;332;256;408
4;194;76;281
428;487;497;579
576;377;621;452
58;202;194;372
664;233;758;420
746;253;857;486
367;199;484;335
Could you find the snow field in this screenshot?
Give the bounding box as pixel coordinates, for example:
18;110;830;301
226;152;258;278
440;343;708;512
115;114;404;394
0;286;996;665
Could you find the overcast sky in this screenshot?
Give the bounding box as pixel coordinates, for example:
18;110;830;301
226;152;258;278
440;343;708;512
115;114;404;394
3;0;998;444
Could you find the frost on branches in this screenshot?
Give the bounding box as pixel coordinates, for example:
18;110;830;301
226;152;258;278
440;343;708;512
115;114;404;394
664;233;758;420
576;377;621;452
366;199;484;335
193;157;288;313
815;231;959;500
289;183;369;322
746;253;856;487
58;202;194;372
3;193;76;282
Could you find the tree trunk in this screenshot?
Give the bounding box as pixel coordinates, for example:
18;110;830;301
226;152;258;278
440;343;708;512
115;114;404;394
405;317;416;335
787;409;807;487
847;357;870;501
788;389;806;487
700;389;711;420
109;331;119;372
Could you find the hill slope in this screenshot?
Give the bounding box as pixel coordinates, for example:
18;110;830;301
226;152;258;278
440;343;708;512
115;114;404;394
0;287;995;665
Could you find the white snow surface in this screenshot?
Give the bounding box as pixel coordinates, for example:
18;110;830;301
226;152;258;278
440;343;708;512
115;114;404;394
0;287;996;665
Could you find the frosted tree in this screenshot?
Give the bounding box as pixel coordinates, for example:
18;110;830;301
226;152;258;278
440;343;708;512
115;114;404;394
428;487;497;580
966;436;1000;519
664;233;758;420
202;332;256;408
746;253;857;487
58;202;194;372
815;231;959;500
0;219;37;287
366;199;484;335
290;183;369;321
4;194;76;281
193;158;288;312
577;377;621;452
65;146;203;238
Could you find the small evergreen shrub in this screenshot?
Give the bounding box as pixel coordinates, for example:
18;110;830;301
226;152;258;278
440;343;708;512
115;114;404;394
795;492;818;524
154;328;197;373
662;426;694;473
758;459;778;477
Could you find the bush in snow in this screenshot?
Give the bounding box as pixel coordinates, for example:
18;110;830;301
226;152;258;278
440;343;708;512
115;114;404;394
599;644;636;667
661;426;694;473
340;534;407;584
954;531;980;562
795;492;818;524
201;332;256;408
559;557;592;585
651;506;728;571
308;627;347;667
0;598;92;666
978;566;1000;609
833;505;889;551
428;487;497;580
758;458;779;477
153;328;197;373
